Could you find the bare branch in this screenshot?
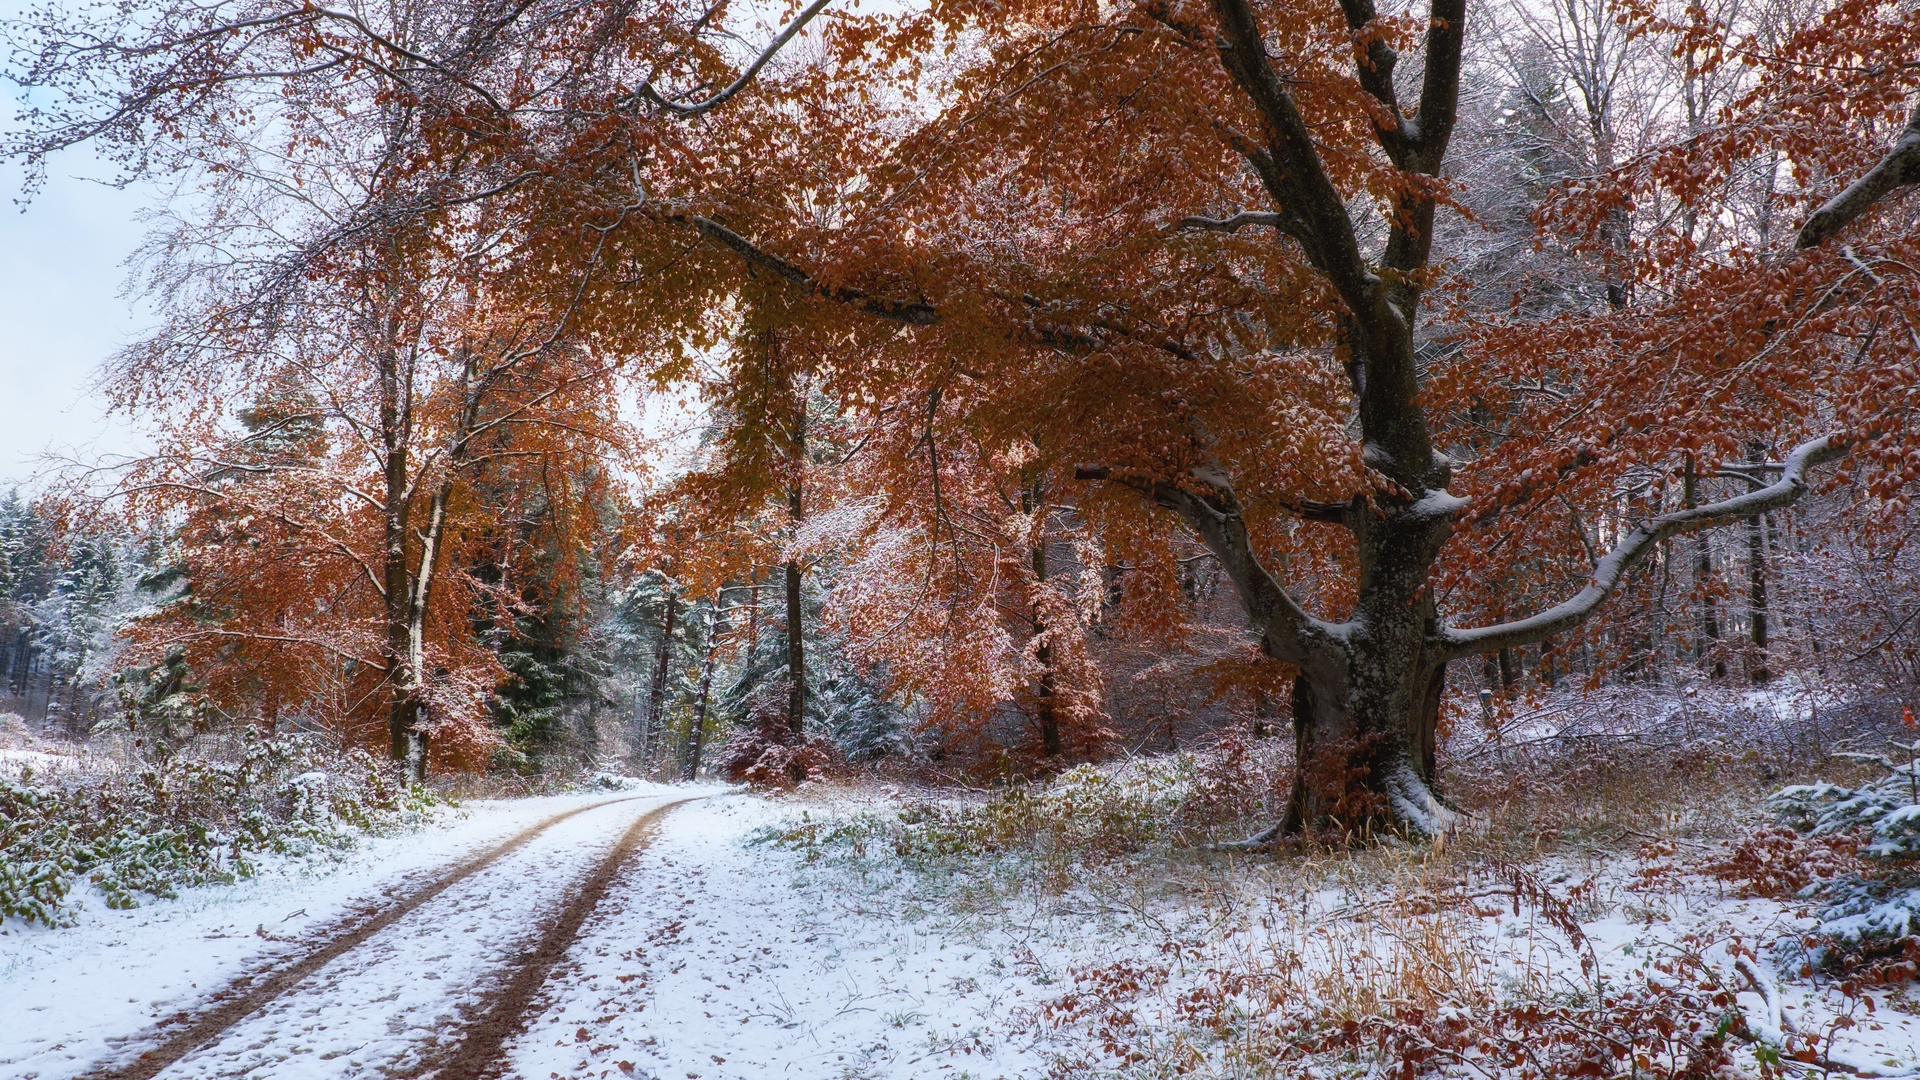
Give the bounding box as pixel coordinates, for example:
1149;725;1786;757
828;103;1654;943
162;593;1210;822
1177;211;1288;234
632;0;835;117
1075;465;1341;663
1441;435;1847;659
679;214;939;324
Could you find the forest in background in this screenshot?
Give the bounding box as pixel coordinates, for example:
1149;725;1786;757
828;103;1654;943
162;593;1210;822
7;0;1920;1070
0;0;1913;806
0;0;1912;799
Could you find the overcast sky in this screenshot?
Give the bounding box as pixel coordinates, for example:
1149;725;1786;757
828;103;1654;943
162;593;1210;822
0;1;154;497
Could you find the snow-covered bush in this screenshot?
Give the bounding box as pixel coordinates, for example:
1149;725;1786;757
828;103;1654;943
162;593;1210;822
769;754;1216;872
719;692;838;790
0;730;441;927
1768;742;1920;978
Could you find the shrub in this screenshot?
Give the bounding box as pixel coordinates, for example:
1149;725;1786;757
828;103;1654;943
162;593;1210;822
719;709;838;790
0;730;440;927
1767;742;1920;980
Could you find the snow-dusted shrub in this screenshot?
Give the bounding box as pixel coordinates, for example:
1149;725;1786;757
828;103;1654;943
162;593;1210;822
0;730;440;927
719;703;838;790
770;755;1205;869
582;770;645;791
1768;744;1920;979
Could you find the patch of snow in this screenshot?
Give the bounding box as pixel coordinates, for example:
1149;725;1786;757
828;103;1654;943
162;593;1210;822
506;795;1056;1079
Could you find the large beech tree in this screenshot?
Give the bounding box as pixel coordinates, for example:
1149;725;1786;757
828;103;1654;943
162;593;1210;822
13;0;1920;826
634;0;1917;835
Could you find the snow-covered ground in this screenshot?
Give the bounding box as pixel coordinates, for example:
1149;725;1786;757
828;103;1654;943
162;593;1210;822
506;796;1057;1080
0;784;694;1079
9;780;1920;1079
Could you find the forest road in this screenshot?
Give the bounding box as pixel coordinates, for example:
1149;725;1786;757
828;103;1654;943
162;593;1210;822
73;793;701;1080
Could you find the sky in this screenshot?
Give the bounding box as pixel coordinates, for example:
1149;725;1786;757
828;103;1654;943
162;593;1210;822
0;128;152;489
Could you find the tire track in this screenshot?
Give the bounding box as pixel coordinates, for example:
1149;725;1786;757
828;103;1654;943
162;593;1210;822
78;795;656;1080
425;798;696;1080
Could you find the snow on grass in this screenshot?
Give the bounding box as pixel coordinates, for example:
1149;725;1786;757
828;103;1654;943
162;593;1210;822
544;784;1920;1079
0;784;683;1080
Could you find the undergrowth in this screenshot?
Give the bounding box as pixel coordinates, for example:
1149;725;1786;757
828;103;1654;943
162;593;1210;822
0;730;442;927
759;717;1912;1077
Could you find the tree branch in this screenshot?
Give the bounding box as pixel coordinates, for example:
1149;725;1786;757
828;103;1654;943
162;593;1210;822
1797;103;1920;249
1177;211;1289;234
1075;465;1340;663
679;214;939;324
1206;0;1376;305
1335;0;1412;161
1440;434;1847;659
631;0;835;117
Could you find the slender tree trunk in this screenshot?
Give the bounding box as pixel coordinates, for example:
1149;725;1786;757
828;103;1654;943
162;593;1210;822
1684;454;1724;677
640;584;677;771
684;602;728;781
1251;688;1273;739
377;328;420;772
784;547;805;739
1023;479;1061;757
1748;512;1771;681
1746;444;1772;683
785;404;807;740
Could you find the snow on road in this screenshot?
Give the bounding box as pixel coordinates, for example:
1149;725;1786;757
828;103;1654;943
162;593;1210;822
0;785;694;1080
31;782;1914;1080
506;796;1051;1080
2;787;1059;1080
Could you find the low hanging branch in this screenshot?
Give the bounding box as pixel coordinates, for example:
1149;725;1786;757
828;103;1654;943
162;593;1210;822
1440;434;1848;658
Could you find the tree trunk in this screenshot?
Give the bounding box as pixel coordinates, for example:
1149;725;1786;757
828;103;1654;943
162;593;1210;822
1748;510;1770;682
1279;653;1450;839
378;331;420;769
784;478;807;741
683;602;727;781
1023;479;1062;757
1747;444;1772;683
1684;454;1724;677
639;584;677;770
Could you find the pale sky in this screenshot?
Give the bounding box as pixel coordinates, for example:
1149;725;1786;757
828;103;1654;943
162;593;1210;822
0;125;152;489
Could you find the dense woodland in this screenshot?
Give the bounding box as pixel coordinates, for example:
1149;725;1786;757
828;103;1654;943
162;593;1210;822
9;0;1920;1073
0;0;1915;826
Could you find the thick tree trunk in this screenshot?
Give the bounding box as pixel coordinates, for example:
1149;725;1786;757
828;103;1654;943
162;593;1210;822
1278;658;1452;839
1213;506;1453;842
683;602;727;781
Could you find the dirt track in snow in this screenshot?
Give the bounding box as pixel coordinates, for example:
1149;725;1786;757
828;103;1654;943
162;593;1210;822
74;794;697;1080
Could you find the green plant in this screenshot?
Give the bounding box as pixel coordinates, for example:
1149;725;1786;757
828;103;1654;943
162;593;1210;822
0;730;442;926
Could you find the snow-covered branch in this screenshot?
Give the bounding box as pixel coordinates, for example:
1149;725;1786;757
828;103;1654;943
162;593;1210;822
1440;434;1847;659
1796;103;1920;249
1176;211;1289;234
631;0;835;118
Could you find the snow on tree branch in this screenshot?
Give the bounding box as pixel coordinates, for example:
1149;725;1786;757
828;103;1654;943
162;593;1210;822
630;0;836;117
1440;434;1848;659
1075;465;1341;664
1796;103;1920;249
